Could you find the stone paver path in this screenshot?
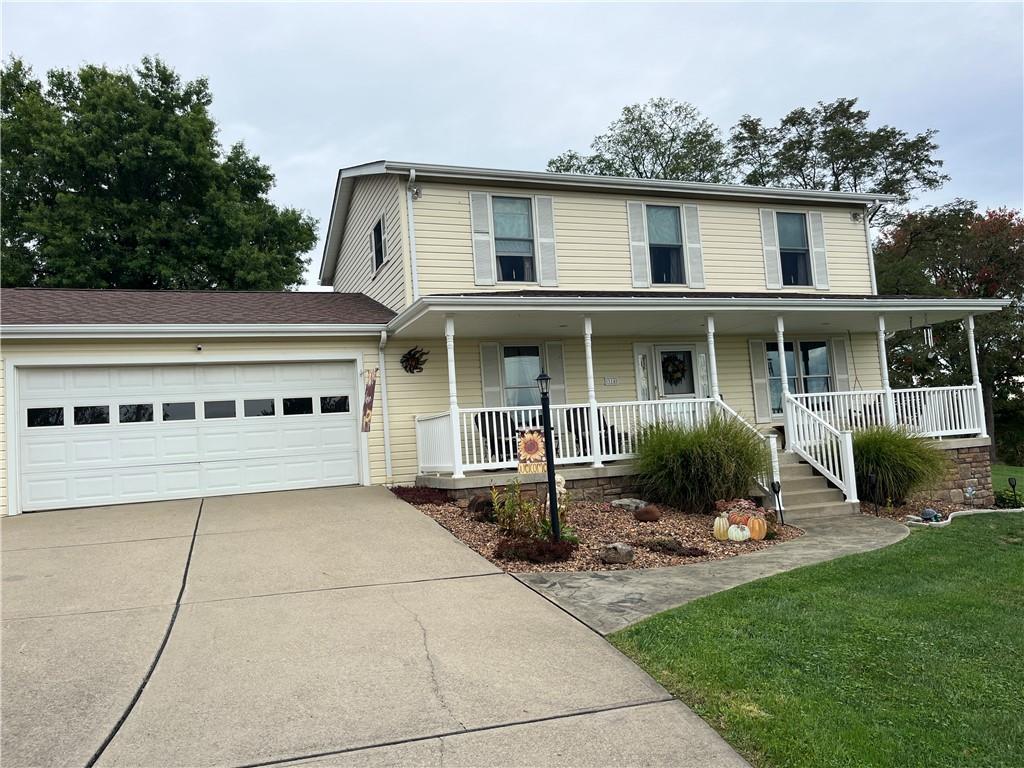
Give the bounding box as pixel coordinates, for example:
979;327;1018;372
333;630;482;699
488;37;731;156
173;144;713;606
517;513;908;635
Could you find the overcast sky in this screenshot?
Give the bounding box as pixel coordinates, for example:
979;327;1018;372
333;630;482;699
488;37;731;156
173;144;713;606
5;1;1022;288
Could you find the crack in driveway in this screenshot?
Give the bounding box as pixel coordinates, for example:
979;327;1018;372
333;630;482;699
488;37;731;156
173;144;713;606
389;592;467;733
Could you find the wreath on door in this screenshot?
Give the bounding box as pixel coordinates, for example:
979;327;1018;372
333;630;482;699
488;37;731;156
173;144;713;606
661;353;689;386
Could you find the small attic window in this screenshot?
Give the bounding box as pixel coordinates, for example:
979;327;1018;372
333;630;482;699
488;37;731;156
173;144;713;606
371;218;386;272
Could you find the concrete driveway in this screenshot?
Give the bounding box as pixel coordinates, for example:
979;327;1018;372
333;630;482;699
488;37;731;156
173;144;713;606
1;487;747;768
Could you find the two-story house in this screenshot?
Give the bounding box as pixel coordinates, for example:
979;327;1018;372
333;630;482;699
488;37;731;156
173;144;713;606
0;161;1007;515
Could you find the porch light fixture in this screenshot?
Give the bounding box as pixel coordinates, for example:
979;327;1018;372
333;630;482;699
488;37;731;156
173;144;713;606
535;371;560;541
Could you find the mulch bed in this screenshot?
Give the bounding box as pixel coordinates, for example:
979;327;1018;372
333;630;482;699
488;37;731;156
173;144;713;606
413;499;804;573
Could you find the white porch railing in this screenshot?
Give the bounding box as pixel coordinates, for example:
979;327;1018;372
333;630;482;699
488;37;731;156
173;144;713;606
414;412;455;473
785;393;858;503
416;397;783;509
596;399;717;460
789;384;982;438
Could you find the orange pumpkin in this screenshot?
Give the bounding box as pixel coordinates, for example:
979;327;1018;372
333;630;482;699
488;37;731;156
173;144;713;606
747;516;768;541
728;512;750;526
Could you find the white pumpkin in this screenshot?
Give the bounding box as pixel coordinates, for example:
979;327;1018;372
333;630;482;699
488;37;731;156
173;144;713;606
727;524;751;542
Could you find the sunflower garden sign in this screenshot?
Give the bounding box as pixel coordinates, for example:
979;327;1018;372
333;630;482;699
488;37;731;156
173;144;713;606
517;429;546;474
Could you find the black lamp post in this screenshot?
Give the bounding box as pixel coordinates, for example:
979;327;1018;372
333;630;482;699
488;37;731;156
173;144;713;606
536;371;561;542
770;480;784;526
1010;476;1019;507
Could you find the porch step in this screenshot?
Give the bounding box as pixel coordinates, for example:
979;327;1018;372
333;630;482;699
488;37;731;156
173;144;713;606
782;487;845;507
778;463;817;479
779;475;833;493
784;501;860;523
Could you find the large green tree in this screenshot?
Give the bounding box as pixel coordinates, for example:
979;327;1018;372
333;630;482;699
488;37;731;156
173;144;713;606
548;97;947;220
547;98;732;183
875;201;1024;458
1;56;316;289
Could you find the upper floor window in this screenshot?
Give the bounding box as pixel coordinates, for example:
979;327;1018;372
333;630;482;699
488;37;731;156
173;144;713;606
776;212;811;286
646;205;685;285
492;197;535;282
371;218;386;272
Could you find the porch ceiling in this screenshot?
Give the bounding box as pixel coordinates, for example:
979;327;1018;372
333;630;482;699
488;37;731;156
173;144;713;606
389;293;1008;339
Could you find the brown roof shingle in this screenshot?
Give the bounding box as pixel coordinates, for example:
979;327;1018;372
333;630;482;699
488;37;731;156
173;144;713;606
0;288;395;326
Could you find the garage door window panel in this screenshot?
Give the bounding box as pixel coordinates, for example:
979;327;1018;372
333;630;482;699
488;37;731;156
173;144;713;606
283;397;314;416
320;395;350;414
244;398;276;417
162;402;196;421
27;407;64;427
74;405;110;425
204;400;236;419
119;404;154;423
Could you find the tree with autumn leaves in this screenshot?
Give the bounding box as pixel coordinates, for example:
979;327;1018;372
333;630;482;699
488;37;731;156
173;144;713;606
875;202;1024;461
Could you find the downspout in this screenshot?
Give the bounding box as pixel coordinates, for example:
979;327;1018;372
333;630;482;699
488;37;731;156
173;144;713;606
865;201;881;295
407;170;421;301
378;330;394;482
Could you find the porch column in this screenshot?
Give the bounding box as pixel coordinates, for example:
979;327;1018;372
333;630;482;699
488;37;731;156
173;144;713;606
444;316;465;478
776;315;792;447
583;315;604;468
966;315;988;437
706;315;720;399
877;315;896;425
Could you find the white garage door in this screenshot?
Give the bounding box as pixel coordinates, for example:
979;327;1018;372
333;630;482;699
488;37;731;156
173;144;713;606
17;361;361;511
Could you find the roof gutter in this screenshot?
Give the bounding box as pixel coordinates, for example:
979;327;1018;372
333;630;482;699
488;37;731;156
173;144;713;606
386;295;1010;335
1;323;390;340
346;161;900;207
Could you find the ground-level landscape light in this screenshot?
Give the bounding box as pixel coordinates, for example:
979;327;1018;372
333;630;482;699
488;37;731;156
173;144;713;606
1010;476;1019;507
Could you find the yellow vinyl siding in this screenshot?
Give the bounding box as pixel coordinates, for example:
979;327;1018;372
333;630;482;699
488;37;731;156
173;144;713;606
334;175;408;311
412;182;873;296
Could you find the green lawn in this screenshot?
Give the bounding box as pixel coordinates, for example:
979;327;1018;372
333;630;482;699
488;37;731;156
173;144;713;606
992;463;1022;496
611;513;1024;768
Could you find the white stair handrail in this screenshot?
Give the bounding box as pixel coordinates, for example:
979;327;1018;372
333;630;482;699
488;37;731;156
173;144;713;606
784;393;858;504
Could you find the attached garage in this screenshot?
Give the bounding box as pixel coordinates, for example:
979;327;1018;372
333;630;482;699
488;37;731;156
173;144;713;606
0;288;397;514
18;362;361;511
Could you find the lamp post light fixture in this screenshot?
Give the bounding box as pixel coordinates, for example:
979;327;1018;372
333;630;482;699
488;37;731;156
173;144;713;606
770;480;784;526
535;371;561;542
1010;476;1019;507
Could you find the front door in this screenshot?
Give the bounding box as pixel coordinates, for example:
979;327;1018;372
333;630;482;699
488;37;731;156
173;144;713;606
653;345;698;399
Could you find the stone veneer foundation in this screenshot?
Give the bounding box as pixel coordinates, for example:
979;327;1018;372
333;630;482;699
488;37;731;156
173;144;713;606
918;437;994;506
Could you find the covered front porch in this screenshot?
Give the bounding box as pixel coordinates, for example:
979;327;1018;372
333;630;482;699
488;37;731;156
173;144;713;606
391;292;1004;506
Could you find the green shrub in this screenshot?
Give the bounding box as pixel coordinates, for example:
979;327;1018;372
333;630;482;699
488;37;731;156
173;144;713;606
491;480;542;539
632;415;770;514
993;487;1022;509
852;426;947;505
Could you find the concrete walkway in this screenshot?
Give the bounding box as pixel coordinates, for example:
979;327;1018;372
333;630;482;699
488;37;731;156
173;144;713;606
517;513;909;635
2;487;749;768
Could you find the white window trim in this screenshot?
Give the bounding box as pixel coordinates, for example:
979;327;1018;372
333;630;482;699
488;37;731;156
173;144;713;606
760;336;834;420
493;341;549;406
370;216;387;277
490;194;540;286
643;202;689;287
772;209;816;289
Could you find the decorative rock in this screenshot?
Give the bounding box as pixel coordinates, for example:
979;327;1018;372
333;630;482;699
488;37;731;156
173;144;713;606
633;505;662;522
455;498;470;510
466;494;495;522
599;542;635;564
611;498;646;512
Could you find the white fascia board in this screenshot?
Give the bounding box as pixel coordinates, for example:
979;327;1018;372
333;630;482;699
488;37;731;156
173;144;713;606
351;161;899;207
386;295;1010;334
1;323;388;340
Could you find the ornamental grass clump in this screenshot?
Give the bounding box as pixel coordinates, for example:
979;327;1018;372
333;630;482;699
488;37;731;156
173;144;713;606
632;415;770;514
852;426;947;504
